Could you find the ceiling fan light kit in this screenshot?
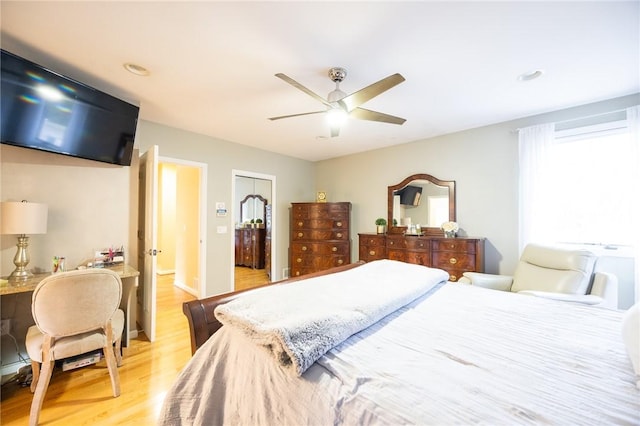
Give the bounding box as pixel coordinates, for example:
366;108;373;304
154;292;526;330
269;67;406;137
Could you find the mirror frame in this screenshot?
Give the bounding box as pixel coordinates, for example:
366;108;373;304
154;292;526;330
240;194;267;225
387;173;456;236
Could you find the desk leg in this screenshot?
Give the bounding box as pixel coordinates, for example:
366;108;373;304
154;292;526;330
120;276;138;347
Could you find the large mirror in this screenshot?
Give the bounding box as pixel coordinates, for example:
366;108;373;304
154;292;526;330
388;173;456;236
240;194;267;225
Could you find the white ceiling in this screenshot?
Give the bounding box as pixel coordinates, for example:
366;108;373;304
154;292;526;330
1;1;638;162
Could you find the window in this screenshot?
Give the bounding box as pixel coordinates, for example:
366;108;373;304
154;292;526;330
547;121;634;246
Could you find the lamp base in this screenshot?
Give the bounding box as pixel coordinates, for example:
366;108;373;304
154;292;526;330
8;235;33;282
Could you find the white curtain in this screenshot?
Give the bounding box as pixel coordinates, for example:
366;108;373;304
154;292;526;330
627;105;640;303
518;123;555;254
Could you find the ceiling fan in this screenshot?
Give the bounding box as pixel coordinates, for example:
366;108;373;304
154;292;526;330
268;67;406;137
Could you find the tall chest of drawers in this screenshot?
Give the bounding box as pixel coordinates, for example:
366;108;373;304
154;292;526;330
358;233;484;282
290;202;351;277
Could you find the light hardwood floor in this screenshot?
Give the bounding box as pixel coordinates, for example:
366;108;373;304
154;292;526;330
234;266;270;291
0;274;196;425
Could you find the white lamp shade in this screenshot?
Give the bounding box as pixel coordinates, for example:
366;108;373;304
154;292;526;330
1;201;48;235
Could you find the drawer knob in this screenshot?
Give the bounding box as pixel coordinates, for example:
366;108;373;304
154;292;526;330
336;221;342;227
295;271;300;276
449;258;458;264
332;247;337;252
369;250;376;256
296;258;302;263
337;259;343;264
449;244;455;249
298;221;303;227
302;246;307;251
450;274;457;281
298;232;303;237
336;233;343;238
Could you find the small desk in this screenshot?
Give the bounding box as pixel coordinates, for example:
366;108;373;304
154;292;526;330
0;264;139;347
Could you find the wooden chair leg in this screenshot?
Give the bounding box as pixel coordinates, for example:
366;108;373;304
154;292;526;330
29;361;40;393
114;336;123;367
104;323;121;397
29;359;53;426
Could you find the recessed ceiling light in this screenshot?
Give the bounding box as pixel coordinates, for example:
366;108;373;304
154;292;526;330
123;63;150;77
518;70;544;82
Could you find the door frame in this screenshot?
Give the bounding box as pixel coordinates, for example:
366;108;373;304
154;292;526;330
231;169;276;291
159;156;208;298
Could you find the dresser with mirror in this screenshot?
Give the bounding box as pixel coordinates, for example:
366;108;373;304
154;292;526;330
358;173;484;282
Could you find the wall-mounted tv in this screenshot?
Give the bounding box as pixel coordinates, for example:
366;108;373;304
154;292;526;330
1;49;139;166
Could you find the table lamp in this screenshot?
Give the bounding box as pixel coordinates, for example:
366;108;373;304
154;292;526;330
1;200;48;281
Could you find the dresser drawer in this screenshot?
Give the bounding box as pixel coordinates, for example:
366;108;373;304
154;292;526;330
292;218;348;230
386;236;407;249
291;241;349;255
359;245;386;261
404;251;430;266
291;229;349;241
291;203;350;220
444;269;465;283
432;239;477;253
405;237;429;250
359;234;386;247
290;254;349;269
432;252;477;271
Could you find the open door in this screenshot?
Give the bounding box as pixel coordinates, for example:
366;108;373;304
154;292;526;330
138;145;159;342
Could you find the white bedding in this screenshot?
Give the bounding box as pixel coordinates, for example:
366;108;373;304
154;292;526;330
160;277;639;425
215;259;448;375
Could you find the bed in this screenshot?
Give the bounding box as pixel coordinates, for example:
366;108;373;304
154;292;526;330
161;260;639;425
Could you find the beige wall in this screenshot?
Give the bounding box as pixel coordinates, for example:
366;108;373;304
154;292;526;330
134;120;315;296
175;164;200;293
0;145;133;273
2;94;637;295
316;93;639;307
158;163;177;274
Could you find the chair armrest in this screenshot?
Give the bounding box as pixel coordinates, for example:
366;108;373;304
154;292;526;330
460;272;514;291
589;272;619;309
517;290;604;305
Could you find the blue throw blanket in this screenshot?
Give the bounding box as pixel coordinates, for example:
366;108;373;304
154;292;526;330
215;260;449;376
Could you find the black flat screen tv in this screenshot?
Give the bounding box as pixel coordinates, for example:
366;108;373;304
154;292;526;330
1;49;139;166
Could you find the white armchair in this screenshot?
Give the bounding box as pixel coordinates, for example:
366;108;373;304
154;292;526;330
458;243;619;308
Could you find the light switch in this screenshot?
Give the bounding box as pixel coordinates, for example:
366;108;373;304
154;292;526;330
216;226;227;234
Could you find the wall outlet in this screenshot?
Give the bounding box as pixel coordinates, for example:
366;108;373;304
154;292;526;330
0;319;11;336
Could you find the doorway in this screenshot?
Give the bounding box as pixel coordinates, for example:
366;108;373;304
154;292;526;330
157;160;204;296
137;147;207;342
231;170;276;291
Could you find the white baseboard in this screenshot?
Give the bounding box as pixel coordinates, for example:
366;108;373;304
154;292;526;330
173;280;199;297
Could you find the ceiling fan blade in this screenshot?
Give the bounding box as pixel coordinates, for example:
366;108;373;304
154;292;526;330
350;107;406;125
339;73;405;112
268;110;326;121
275;73;334;109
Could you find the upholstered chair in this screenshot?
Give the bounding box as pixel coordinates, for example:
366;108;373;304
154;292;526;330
26;268;124;426
459;243;618;309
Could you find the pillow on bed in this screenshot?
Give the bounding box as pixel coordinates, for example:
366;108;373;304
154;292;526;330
621;302;640;389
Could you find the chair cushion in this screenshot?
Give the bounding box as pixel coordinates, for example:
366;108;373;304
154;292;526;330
511;244;596;294
26;309;124;363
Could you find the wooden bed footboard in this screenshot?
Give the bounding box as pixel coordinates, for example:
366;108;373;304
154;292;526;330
183;261;365;354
